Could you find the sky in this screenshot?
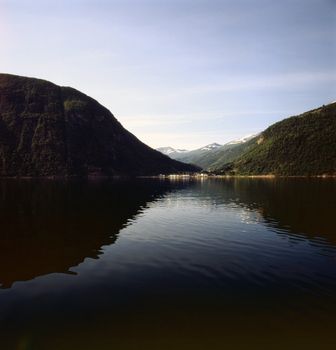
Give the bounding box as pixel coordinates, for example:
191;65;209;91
1;0;335;149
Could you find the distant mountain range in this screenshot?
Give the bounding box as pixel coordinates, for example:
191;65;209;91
158;103;336;176
0;74;198;176
157;136;256;170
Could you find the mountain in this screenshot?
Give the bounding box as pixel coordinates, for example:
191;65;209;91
214;103;336;175
158;101;336;176
157;142;222;169
225;134;257;145
156;146;188;157
199;143;222;151
207;135;258;171
158;138;256;170
0;73;198;177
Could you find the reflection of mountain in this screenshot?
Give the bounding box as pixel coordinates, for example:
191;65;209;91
0;179;184;288
232;179;336;242
194;179;336;244
1;178;335;288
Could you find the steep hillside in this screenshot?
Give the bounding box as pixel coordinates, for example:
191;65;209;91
207;137;258;171
0;74;198;177
215;103;336;175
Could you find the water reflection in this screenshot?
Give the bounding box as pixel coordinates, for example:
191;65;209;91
0;179;185;288
1;178;336;350
1;178;335;288
191;178;336;243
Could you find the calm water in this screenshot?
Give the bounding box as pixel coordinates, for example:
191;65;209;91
1;178;336;350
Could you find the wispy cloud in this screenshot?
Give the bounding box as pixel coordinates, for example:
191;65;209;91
1;0;334;148
190;71;336;94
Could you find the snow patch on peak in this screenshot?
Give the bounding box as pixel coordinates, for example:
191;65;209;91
200;143;222;151
156;147;188;155
226;133;258;145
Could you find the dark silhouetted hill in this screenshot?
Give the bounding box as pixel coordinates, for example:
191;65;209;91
0;74;198;176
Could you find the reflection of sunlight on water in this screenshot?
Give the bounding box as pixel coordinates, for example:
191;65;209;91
239;210;261;225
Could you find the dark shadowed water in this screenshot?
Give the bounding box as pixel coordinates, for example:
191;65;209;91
0;178;336;350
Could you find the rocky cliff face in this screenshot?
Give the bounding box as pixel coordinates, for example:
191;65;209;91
0;74;198;176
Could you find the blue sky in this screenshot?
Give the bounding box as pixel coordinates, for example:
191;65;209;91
1;0;335;149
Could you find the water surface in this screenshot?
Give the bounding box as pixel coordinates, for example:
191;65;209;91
1;178;336;349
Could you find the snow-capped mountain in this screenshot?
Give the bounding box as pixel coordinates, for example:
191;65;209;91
225;134;258;145
156;134;260;170
199;143;222;151
156;147;188;156
157;142;224;169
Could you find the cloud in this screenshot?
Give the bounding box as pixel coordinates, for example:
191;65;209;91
192;71;336;94
144;71;336;100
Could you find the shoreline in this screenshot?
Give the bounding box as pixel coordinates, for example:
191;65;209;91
140;174;336;179
0;174;335;180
